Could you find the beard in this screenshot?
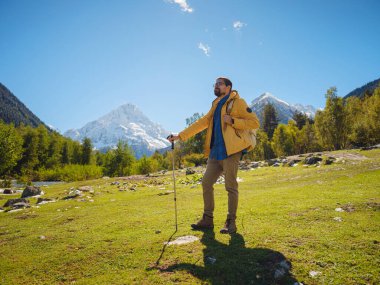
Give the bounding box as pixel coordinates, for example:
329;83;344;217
214;88;221;97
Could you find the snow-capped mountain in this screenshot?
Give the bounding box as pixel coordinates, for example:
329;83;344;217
250;92;317;124
64;104;170;158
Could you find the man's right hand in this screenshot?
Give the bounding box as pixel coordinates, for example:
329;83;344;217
167;135;180;142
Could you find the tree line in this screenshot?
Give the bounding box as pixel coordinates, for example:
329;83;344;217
0;123;175;183
1;86;379;183
176;86;380;162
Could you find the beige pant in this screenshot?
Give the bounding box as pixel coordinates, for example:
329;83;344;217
202;151;241;219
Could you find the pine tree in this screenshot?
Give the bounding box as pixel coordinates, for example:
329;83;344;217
292;110;308;130
262;103;279;139
81;137;93;165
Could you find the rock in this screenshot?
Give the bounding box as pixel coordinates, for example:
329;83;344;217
3;198;30;208
333;217;343;222
206;256;216;264
63;190;82;200
239;164;251;171
39;235;46;240
111;181;120;186
186;168;196;175
3;189;15;194
165;235;199;245
36;198;56;205
102;176;110;179
78;186;93;192
10;202;30;209
304;156;323;165
250;162;260;168
309;270;321;277
287;159;301;167
21;186;42;198
267;159;280;166
324;158;335;165
155;230;161;234
273;162;281;167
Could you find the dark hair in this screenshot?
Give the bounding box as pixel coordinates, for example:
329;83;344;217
218;77;233;89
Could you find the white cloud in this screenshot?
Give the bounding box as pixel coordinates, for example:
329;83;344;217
167;0;194;13
233;21;247;31
198;42;210;56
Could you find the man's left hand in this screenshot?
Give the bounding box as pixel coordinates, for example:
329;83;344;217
223;115;233;125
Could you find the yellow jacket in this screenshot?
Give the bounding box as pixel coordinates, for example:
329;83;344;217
179;90;260;158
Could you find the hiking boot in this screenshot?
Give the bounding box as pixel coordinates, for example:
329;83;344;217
191;214;214;230
220;217;237;234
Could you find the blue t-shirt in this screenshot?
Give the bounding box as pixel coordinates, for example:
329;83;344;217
209;94;230;160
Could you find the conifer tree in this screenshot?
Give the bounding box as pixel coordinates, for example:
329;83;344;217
262;103;278;139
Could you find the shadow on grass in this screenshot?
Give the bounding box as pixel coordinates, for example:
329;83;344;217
156;230;299;285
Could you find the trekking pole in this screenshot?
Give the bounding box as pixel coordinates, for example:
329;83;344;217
167;135;178;231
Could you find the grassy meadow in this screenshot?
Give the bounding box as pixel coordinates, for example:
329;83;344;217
1;149;379;284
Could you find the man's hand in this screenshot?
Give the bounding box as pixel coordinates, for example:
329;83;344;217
223;115;233;125
167;135;180;142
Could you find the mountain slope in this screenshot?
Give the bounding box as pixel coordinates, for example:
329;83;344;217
0;82;46;127
250;92;317;124
64;104;170;158
344;78;380;99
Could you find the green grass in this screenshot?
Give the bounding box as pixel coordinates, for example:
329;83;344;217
1;149;379;284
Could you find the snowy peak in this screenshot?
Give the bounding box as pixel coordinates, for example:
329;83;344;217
64;103;170;158
250;92;317;124
252;92;290;107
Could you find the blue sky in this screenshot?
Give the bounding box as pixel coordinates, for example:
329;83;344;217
1;0;379;134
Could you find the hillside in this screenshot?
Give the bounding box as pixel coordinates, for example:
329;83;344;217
344;78;380;99
0;83;47;127
1;149;379;284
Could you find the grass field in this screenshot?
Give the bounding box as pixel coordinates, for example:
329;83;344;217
1;149;379;284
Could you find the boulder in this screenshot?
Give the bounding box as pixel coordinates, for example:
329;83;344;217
21;186;42;198
304;156;322;165
3;189;15;194
3;198;30;208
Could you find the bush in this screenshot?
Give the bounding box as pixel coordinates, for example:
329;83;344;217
35;164;103;182
184;153;207;167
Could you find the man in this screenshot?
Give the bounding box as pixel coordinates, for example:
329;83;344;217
168;77;259;234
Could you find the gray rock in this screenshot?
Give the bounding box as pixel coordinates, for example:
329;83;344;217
12;202;30;209
36;198;55;204
3;189;14;194
21;186;42;198
3;198;30;208
78;186;93;192
324;158;334;165
267;159;280;166
273;162;281;167
250;162;260;168
304;156;323;165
